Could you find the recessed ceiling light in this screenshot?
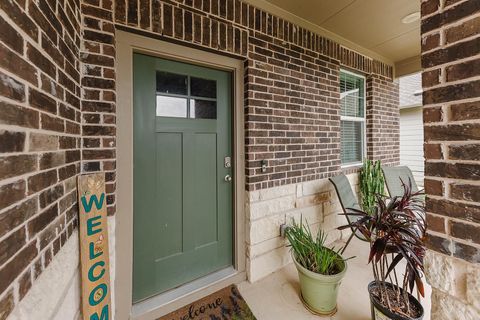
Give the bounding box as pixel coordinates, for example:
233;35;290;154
401;12;421;24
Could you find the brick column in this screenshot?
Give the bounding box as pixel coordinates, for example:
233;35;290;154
366;74;400;166
0;0;82;316
421;0;480;318
80;0;117;216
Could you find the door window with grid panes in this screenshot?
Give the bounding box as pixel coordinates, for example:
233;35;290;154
340;70;365;165
155;71;218;119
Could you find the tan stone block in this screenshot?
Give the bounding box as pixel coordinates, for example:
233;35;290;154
324;200;343;216
285;205;323;226
302;178;333;196
323;201;332;216
425;250;472;301
466;265;480;311
248;214;285;245
247;190;259;202
295;192;329;208
431;289;480;320
322;211;343;231
248;195;295;220
247;246;291;282
259;184;296;201
245;201;250;220
247;236;286;259
294;184;301;198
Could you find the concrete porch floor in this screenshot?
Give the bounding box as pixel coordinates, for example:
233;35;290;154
238;238;431;320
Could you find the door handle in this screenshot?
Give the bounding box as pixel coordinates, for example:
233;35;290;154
224;175;232;182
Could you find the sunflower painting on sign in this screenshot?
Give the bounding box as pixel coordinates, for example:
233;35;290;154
78;173;111;320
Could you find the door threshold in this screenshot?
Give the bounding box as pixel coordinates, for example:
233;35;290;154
132;267;245;320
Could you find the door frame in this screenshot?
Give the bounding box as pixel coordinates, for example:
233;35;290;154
116;30;246;320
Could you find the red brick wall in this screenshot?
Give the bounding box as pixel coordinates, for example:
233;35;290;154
113;0;398;191
243;38;342;189
0;0;401;317
422;0;480;263
366;74;400;166
80;0;117;216
0;0;82;316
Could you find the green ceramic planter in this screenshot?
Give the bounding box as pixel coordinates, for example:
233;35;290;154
292;254;347;315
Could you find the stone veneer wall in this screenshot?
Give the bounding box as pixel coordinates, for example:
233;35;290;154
421;0;480;319
0;0;401;318
246;174;357;282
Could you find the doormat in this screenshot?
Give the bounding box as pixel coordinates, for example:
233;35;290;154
157;285;257;320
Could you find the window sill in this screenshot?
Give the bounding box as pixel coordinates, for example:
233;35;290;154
341;162;363;169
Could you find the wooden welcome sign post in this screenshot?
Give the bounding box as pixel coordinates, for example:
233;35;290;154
78;173;111;320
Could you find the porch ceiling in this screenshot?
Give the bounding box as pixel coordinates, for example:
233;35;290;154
248;0;421;72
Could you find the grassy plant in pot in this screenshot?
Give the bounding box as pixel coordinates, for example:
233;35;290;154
285;219;349;316
339;181;426;320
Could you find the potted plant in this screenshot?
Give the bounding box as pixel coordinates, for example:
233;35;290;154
285;219;349;316
339;181;426;320
360;159;385;215
359;159;385;214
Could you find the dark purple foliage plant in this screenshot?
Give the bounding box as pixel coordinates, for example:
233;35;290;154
339;180;426;317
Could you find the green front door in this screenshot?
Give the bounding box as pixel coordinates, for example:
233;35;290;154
133;53;233;302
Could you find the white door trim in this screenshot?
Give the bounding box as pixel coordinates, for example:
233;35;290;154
115;30;246;320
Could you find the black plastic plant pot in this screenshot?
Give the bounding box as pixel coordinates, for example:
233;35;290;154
368;281;424;320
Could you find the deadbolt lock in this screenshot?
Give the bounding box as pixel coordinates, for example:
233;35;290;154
224;156;231;168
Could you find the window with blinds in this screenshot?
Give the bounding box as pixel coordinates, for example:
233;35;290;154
340;70;365;165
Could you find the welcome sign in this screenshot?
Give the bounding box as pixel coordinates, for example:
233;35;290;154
78;173;111;320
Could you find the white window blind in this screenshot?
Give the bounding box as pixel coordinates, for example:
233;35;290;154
340;70;365;165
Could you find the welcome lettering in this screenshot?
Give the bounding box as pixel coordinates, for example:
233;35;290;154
174;298;223;320
81;193;105;213
78;174;111;320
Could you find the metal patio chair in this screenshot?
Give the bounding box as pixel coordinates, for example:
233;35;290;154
329;174;367;242
382;166;419;199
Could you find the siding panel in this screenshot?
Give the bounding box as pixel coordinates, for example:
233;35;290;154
400;106;424;187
